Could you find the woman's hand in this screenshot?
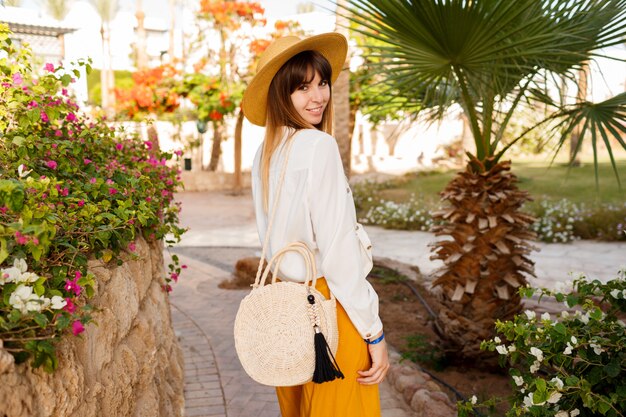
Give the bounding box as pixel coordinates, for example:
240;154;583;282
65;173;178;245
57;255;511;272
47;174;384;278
357;333;390;385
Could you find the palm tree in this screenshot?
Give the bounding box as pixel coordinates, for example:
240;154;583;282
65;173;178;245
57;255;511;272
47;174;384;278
135;0;148;70
90;0;119;116
40;0;73;20
2;0;22;6
344;0;626;358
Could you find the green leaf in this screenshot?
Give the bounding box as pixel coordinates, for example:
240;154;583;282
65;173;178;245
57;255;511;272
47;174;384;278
33;313;48;328
60;74;72;86
567;294;580;307
554;323;567;335
11;135;25;146
604;360;621;378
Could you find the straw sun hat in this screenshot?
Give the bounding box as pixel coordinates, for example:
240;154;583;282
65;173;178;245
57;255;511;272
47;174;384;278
242;33;348;126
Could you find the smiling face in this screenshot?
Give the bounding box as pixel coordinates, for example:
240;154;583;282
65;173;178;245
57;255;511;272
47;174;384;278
289;70;330;126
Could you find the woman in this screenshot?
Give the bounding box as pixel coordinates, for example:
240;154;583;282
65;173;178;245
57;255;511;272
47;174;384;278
241;33;389;417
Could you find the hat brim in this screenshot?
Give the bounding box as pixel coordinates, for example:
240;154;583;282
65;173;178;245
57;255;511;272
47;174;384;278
242;33;348;127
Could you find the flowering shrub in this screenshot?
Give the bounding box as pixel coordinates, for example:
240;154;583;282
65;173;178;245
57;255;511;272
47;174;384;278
177;73;242;122
458;270;626;417
114;63;181;120
527;199;582;243
0;24;185;371
353;177;626;242
360;197;437;231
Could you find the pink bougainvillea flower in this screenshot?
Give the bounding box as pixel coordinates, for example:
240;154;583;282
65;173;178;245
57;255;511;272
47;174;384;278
128;242;136;252
32;237;39;245
89;177;97;184
174;149;183;156
64;298;76;313
108;188;118;195
66;112;76;122
170;272;179;282
46;160;58;170
28;100;38;109
40;111;50;123
105;179;114;185
115;143;123;151
0;206;8;214
64;272;82;296
14;231;29;245
144;141;153;150
77;199;85;207
1;82;10;88
161;190;169;197
60;187;69;197
145;197;152;202
44;63;55;72
162;284;172;293
181;264;188;269
54;130;62;137
12;73;23;85
83;158;92;165
61;88;68;96
72;320;85;336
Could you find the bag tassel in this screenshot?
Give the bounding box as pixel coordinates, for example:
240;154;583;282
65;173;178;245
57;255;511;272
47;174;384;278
307;293;343;383
312;326;344;383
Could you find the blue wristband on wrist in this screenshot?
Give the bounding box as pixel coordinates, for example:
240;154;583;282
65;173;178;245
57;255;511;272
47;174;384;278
364;331;385;345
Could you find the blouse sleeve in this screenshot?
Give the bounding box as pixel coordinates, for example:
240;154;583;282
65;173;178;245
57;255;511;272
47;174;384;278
308;135;383;339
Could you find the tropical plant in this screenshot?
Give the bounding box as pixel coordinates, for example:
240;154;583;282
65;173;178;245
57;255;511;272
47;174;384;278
343;0;626;357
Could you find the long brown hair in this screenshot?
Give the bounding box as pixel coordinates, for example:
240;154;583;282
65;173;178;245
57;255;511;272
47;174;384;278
261;50;334;211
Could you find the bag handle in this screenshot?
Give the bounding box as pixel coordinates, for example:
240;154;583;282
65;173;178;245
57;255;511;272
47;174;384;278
253;135;298;288
258;241;318;288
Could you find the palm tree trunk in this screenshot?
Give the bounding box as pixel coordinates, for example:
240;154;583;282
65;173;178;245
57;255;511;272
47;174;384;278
570;63;589;166
430;159;537;359
334;0;351;177
100;24;110;111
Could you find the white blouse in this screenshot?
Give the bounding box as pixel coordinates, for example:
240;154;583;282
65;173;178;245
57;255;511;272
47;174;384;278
251;128;383;339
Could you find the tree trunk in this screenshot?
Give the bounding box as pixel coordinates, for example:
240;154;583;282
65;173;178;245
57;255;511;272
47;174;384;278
100;24;109;112
168;0;176;60
570;63;589;166
135;0;148;70
429;159;537;359
208;122;222;172
233;110;244;194
334;0;351;177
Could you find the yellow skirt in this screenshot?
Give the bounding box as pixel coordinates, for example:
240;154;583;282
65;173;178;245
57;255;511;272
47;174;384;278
275;278;381;417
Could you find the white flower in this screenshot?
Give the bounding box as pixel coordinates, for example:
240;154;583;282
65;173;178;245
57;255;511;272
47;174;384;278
525;310;536;320
590;342;604;355
523;393;534;408
16;272;39;284
530;347;544;361
610;289;621;298
551;377;564;390
494;336;501;343
541;312;551;321
496;345;508;355
563;343;573;355
617;320;626;328
571;336;577;345
561;311;569;318
13;258;28;273
508;345;517;353
17;164;32;178
470;395;477;405
579;313;589;324
1;266;22;284
9;285;33;314
50;295;67;310
24;296;47;313
548;391;563;404
571;409;580;417
555;411;568;417
513;375;524;386
530;360;541;373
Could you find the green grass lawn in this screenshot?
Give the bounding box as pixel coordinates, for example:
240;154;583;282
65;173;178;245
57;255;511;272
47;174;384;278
377;160;626;205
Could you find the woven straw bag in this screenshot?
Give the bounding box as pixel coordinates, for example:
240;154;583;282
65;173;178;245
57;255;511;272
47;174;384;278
234;242;339;386
233;136;342;387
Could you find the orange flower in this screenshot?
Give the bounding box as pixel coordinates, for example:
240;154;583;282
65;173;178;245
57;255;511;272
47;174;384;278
209;110;223;121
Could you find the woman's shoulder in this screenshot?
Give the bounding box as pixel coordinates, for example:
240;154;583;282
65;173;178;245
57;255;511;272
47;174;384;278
293;129;339;155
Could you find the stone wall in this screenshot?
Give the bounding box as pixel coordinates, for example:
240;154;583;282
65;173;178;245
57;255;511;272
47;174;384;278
0;237;184;417
180;170;251;192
